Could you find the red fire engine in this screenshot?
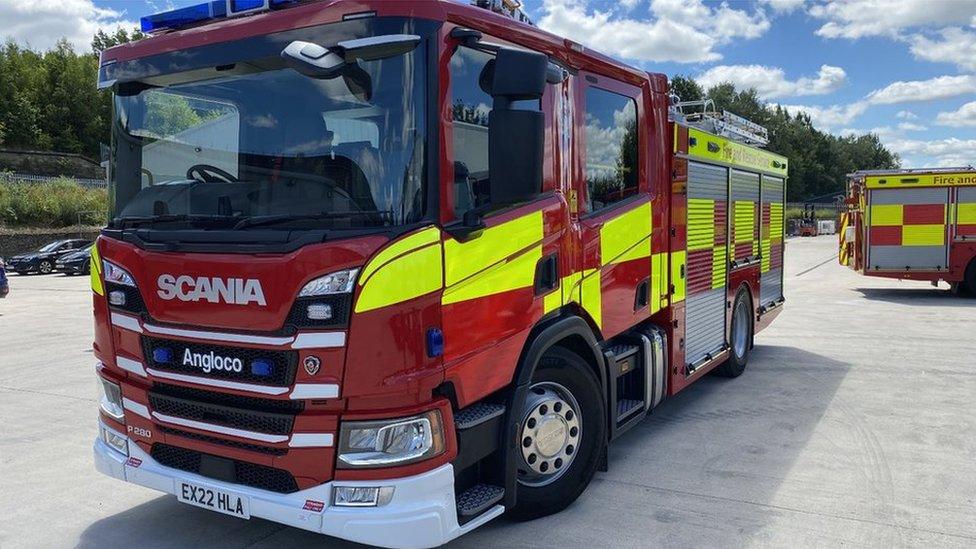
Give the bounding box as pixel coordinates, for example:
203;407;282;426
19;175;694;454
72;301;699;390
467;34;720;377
841;168;976;293
91;1;787;547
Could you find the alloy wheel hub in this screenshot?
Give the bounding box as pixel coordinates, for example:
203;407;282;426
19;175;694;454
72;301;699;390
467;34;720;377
518;382;581;487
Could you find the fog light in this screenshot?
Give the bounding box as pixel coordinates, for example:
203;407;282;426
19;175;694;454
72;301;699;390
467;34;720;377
307;303;333;321
251;359;272;377
332;486;394;507
100;424;128;455
108;290;126;306
152;347;173;364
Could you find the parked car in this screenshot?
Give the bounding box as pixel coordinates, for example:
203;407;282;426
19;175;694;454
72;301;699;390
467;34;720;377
56;245;94;276
6;239;91;275
0;258;8;298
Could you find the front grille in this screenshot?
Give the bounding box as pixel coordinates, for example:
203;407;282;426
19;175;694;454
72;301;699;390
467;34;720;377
141;337;298;386
160;427;288;456
149;384;300;435
152;443;299;493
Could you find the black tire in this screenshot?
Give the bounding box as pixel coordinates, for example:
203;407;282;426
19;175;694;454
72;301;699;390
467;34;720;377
715;288;753;378
38;260;54;274
963;259;976;297
508;346;606;521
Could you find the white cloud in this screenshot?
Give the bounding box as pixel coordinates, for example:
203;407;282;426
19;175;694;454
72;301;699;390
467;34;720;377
897;122;928;132
808;0;976;40
935;101;976;127
537;0;770;64
896;110;918;120
884;137;976;168
910;27;976;72
778;102;869;129
0;0;139;52
760;0;805;14
696;64;846;99
866;74;976;105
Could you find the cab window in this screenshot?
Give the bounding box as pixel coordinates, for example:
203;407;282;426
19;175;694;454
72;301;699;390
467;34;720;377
584;87;638;212
449;45;541;220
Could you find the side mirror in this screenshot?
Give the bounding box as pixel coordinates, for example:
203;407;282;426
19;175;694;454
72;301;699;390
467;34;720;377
487;47;548;207
281;34;421;80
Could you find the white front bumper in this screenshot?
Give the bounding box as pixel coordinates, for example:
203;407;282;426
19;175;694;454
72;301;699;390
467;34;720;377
94;424;503;549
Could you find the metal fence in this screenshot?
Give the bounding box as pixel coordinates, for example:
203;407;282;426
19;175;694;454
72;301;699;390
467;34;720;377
2;173;107;188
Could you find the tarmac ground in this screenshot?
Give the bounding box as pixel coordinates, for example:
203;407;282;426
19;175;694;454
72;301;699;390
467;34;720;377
1;234;974;548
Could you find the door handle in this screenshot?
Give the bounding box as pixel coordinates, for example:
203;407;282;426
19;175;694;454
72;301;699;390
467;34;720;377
634;278;650;310
535;253;559;295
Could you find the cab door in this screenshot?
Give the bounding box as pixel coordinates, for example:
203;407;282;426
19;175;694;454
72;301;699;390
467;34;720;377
576;73;652;339
438;35;566;406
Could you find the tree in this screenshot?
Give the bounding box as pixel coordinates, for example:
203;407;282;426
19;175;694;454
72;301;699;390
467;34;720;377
669;75;703;103
92;28;146;55
0;30;143;160
670;74;901;201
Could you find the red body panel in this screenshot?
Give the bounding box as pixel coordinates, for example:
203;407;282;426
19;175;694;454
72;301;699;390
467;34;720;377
93;0;781;493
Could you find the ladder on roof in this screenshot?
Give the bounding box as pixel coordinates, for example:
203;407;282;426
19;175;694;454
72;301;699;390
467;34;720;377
670;97;770;148
471;0;534;25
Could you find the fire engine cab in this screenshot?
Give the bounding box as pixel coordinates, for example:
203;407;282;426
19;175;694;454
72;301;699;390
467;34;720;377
841;167;976;294
91;1;788;547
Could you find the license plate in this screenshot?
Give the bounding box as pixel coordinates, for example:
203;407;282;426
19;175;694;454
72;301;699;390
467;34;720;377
176;480;250;519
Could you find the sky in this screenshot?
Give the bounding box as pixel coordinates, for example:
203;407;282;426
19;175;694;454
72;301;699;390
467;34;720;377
1;0;976;168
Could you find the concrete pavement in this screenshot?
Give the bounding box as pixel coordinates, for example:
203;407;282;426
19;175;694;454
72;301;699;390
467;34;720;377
1;235;974;548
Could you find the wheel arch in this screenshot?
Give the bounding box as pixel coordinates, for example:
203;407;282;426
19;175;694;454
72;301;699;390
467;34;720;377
501;311;608;508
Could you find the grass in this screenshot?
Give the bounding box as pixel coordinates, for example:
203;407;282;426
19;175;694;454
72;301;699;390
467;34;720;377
0;175;108;228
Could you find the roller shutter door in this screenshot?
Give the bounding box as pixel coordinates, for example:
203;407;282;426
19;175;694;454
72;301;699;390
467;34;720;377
760;175;784;306
685;162;728;367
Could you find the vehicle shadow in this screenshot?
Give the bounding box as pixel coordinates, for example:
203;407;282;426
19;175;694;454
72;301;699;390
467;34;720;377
78;346;849;549
453;345;854;548
856;287;975;307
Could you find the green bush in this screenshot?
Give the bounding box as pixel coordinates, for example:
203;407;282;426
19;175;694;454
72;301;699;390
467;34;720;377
0;175;108;227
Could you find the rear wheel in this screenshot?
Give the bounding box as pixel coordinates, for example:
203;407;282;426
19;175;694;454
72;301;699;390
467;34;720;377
715;288;753;378
508;347;606;521
38;260;53;274
963;258;976;297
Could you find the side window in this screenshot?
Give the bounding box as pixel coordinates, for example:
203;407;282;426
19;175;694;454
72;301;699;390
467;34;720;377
584;87;639;212
449;45;541;220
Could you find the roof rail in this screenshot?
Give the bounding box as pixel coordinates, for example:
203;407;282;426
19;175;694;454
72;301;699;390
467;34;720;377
669;97;769;148
471;0;534;25
849;166;975;177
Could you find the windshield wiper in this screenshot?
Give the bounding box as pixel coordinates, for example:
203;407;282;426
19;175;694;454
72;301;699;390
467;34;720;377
232;211;388;230
113;214;240;229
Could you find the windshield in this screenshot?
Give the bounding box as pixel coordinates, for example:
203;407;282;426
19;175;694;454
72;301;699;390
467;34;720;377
109;19;431;232
38;242;64;253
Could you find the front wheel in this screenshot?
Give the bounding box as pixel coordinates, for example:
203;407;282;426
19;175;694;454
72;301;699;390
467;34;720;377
38;260;54;274
715;288;753;378
508;347;606;521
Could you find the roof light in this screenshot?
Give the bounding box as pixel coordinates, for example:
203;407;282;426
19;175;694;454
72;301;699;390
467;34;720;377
141;0;305;34
141;1;226;33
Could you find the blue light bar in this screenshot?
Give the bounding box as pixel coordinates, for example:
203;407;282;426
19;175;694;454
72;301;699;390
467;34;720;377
141;0;308;34
230;0;266;12
141;1;226;33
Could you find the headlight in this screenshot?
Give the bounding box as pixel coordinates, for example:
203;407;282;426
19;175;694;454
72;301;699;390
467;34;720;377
337;409;445;468
102;260;136;287
298;268;358;297
98;378;125;421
